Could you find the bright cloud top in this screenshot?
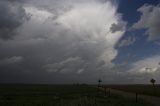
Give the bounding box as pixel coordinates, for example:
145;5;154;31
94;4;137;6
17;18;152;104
54;1;125;67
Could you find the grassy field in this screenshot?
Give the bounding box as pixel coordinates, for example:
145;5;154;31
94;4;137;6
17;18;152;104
0;84;152;106
104;84;160;97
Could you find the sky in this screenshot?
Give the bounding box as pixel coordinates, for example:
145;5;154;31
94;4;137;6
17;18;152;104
0;0;160;84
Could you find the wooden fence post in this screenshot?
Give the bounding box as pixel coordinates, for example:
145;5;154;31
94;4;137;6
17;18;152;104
105;87;107;96
136;93;138;103
108;88;110;97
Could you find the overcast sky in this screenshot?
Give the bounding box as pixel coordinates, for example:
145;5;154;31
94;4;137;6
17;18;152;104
0;0;160;84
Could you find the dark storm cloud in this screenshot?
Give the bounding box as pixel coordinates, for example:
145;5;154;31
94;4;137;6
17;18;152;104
0;0;28;40
110;21;126;33
0;56;23;65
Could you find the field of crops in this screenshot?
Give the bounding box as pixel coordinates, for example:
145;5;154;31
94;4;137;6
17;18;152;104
104;84;160;97
0;84;152;106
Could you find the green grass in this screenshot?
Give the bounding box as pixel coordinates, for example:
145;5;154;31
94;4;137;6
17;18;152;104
104;84;160;97
0;84;152;106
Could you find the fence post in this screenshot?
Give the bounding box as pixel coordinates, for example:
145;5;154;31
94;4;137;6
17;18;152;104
136;93;138;103
108;88;110;97
105;87;107;96
94;98;97;106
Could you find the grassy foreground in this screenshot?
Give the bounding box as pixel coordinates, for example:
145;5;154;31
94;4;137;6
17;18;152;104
0;84;152;106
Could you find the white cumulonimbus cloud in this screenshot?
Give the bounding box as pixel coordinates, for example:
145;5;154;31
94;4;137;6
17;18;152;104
0;0;127;83
21;0;126;73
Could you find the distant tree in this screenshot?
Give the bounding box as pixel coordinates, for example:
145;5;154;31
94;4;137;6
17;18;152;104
150;78;156;86
98;79;102;87
150;78;156;95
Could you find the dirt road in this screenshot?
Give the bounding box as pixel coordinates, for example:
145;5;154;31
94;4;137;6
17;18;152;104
100;87;160;106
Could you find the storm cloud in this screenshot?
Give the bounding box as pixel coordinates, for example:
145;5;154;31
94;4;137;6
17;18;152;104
1;0;150;84
0;56;23;65
0;0;28;40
